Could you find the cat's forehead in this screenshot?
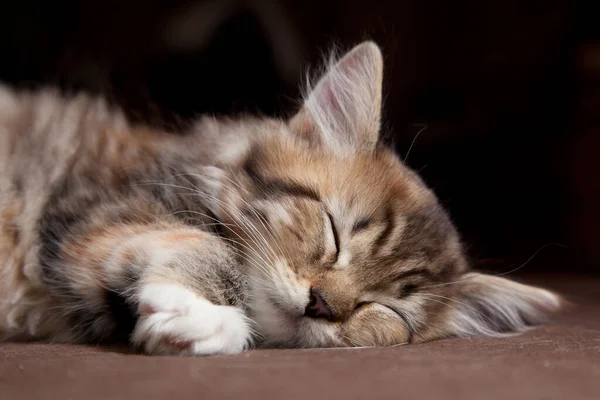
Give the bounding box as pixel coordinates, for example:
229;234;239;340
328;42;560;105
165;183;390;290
249;136;427;207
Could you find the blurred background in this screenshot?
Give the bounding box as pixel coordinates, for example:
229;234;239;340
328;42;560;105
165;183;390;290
0;0;598;275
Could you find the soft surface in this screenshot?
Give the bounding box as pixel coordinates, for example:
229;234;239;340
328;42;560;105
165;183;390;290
1;274;598;400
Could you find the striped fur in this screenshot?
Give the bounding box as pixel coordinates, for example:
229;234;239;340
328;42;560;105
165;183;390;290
0;42;561;354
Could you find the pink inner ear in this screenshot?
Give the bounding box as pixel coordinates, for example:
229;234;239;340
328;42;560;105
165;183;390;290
315;46;370;115
315;77;345;121
300;41;383;152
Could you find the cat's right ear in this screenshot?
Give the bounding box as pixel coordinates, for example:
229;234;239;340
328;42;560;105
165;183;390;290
439;273;562;339
289;41;384;155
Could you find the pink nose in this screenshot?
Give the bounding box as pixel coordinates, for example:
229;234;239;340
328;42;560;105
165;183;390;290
304;289;334;320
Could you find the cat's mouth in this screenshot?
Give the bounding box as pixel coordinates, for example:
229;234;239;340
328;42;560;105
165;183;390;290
267;296;301;327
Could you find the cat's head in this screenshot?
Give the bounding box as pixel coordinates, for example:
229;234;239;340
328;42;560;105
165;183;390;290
202;42;561;348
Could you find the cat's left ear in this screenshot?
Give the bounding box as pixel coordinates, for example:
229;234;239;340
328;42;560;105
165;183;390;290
290;41;384;155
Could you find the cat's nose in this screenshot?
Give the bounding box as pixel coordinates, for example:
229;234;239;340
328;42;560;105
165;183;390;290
304;289;334;320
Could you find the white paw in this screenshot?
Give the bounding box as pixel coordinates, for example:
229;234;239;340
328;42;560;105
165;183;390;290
131;283;252;355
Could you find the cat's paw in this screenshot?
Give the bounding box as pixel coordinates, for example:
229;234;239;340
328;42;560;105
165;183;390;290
131;283;252;355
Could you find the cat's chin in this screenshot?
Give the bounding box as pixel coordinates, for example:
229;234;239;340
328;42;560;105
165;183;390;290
249;295;300;346
266;296;302;331
276;306;301;329
256;304;344;349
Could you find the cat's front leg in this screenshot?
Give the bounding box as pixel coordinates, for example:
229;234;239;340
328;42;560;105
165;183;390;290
132;282;252;355
40;211;253;354
123;230;253;356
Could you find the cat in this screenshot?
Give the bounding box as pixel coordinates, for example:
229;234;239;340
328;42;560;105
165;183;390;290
0;41;561;355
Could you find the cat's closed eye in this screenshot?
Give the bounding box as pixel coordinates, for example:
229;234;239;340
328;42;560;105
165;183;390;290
353;301;370;311
400;283;418;297
324;211;340;262
351;218;371;233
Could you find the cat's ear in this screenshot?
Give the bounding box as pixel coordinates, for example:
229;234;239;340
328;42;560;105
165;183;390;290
437;273;561;339
290;41;383;155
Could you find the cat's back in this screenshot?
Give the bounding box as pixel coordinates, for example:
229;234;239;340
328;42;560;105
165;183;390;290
0;84;131;181
0;84;129;340
0;84;130;243
0;83;256;340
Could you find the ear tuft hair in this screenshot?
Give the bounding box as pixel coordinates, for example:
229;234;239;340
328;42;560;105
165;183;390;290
291;41;384;155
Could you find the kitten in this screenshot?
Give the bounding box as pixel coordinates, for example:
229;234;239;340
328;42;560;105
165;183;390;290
0;42;560;355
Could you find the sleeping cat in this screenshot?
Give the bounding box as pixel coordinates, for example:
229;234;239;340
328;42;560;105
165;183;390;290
0;42;560;355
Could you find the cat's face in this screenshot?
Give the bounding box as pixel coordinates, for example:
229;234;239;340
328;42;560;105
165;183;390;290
207;42;560;348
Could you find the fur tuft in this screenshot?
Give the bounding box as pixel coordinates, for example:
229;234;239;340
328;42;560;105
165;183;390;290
299;41;383;155
447;273;562;338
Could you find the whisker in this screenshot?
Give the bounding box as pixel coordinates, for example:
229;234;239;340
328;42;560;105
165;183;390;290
420;242;565;290
403;124;427;164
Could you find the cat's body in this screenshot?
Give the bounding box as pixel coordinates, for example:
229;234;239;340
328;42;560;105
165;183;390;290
0;42;560;355
0;87;258;348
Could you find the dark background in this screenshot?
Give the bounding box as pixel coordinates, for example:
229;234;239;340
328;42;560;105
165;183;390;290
1;0;598;274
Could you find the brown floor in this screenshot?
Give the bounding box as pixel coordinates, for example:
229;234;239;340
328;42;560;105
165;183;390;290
1;274;599;400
